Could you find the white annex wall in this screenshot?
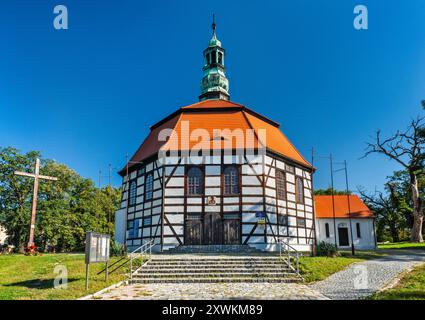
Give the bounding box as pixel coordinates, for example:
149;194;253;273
315;218;376;250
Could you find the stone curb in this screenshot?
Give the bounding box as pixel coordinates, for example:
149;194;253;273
78;280;129;300
375;261;425;294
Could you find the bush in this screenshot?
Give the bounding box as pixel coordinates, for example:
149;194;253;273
316;241;339;257
110;240;126;257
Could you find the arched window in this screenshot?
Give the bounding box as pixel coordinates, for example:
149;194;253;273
218;52;223;64
187;167;203;195
145;173;153;201
276;170;287;200
224;166;239;195
128;179;137;206
356;223;361;238
296;176;304;204
325;223;330;238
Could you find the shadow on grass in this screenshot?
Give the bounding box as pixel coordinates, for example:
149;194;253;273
4;278;79;289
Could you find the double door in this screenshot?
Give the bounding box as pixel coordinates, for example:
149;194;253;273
185;213;240;245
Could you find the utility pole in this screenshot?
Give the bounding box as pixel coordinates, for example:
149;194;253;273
329;154;338;247
108;163;112;187
311;147;317;256
99;170;102;189
344;160;355;255
14;158;58;253
123;153;129;248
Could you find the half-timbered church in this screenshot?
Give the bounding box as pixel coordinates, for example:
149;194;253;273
115;20;316;253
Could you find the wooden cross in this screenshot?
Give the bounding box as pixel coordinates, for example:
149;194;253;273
14;158;58;251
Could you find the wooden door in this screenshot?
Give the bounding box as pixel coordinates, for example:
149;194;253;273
338;227;349;246
185;219;202;245
204;213;222;245
223;219;241;244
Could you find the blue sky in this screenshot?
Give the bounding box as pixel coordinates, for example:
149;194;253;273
1;0;424;193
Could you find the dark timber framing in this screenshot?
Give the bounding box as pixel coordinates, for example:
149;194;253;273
119;148;315;252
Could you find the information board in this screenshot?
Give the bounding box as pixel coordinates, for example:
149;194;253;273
85;232;110;264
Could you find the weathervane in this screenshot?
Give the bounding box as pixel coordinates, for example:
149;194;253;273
212;13;216;33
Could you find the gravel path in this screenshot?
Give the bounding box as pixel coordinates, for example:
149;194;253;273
309;250;425;300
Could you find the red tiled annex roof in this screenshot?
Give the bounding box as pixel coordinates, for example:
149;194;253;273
315;195;374;219
120;99;312;175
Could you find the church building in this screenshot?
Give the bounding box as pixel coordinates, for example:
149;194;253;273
114;20;316;252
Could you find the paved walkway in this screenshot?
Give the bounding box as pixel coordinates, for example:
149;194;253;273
93;282;329;300
88;250;425;300
310;250;425;300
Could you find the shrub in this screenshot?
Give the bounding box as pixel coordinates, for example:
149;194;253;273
110;240;126;257
316;241;339;257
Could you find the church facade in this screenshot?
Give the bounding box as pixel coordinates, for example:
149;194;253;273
114;21;316;252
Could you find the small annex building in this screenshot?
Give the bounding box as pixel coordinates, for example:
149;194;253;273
315;195;377;250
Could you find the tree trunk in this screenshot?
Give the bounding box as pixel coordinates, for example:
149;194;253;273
409;172;424;242
390;224;400;242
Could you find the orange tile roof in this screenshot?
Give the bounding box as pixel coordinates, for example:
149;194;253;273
243;111;310;167
121;99;312;174
315;195;374;219
181;99;244;109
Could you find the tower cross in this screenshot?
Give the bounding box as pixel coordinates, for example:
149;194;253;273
14;158;58;252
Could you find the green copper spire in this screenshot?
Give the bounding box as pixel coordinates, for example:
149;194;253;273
199;14;230;101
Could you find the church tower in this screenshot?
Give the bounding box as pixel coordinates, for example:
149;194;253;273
199;15;230;101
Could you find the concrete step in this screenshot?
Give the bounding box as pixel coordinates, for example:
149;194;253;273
166;245;264;254
147;260;285;265
143;265;289;269
140;265;292;272
138;268;292;274
148;258;284;263
135;271;295;278
131;277;301;283
150;257;281;261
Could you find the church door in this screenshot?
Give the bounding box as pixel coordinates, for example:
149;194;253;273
204;213;223;245
223;218;241;244
185;219;202;245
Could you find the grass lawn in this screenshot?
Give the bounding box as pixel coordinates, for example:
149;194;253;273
0;253;131;300
299;251;385;283
369;263;425;300
378;242;425;250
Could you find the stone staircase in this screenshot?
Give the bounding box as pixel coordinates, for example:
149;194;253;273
130;255;302;283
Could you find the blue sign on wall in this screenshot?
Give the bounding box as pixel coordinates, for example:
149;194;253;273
256;212;266;224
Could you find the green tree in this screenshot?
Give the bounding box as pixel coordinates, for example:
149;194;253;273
359;183;411;242
0;147;41;249
387;170;425;233
364;105;424;242
314;188;351;196
0;147;121;252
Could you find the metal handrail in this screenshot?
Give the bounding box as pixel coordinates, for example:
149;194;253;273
129;239;155;281
278;238;301;276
